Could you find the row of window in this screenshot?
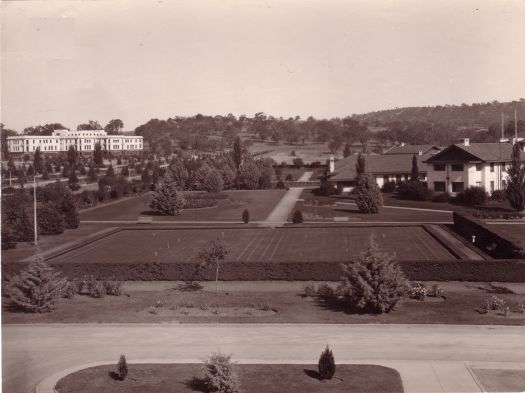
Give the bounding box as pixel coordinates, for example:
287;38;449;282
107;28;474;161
433;163;497;173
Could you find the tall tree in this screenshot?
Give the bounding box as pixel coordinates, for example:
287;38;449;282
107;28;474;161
410;153;419;181
355;153;366;180
104;119;124;135
1;123;17;157
343;142;352;158
232;136;243;189
77;120;102;131
149;172;186;215
67;145;77;168
355;173;383;214
33;147;44;174
199;239;230;295
93;142;103;167
505;143;525;212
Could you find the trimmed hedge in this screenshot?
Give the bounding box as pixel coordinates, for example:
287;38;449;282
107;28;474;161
3;258;525;282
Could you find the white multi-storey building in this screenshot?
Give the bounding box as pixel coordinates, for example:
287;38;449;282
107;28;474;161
7;129;143;154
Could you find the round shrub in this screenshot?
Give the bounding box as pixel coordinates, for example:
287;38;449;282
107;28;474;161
431;192;451;203
458;186;488;206
355;174;383;213
275;180;286;189
381;180;397;193
398;181;432;201
203;353;239;393
37;204;65;235
490;189;507;202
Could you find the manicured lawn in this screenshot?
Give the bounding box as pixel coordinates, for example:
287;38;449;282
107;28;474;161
472;369;525;393
55;363;404;393
79;190;286;222
46;225;455;265
248;141;342;165
481;223;525;245
4;282;525;325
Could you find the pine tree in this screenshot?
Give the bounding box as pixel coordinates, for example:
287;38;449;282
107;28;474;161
33;147;43;174
355;153;366;180
355;173;383;214
117;354;128;381
5;259;68;313
93;142;103;167
242;209;250;224
199;239;230;295
67;145;77;168
233;136;243;189
87;165;98;183
338;235;406;313
505;143;525;212
106;164;115;177
318;345;336;380
68;170;79;190
411;153;419;181
343;142;352;158
149;173;186;215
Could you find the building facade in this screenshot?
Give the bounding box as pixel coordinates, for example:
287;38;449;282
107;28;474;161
7;129;143;154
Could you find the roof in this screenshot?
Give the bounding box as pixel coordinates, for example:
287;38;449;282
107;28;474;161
330;153;429;181
424;142;516;163
383;144;441;155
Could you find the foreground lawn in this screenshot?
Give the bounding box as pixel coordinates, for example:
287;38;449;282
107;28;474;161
79;190;286;221
4;282;524;325
55;363;404;393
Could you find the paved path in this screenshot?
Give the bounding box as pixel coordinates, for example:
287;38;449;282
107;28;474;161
262;171;313;226
3;323;525;393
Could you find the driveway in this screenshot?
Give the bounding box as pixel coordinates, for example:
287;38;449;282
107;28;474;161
3;323;525;393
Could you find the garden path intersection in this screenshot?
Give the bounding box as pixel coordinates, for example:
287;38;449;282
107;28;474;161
3;323;524;393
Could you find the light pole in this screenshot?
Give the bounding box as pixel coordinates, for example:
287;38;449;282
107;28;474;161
33;175;38;246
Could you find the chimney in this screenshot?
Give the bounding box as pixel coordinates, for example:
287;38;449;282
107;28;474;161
463;138;470;146
418;150;423;156
329;155;335;173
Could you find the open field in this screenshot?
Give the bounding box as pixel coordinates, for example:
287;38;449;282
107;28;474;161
4;281;525;325
46;225;456;265
79;189;286;222
249;141;343;164
55;363;403;393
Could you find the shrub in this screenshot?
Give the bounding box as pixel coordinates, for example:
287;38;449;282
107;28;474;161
428;284;443;297
398;181;432;201
355;174;383;213
275;180;285;189
4;259;68;313
103;279;122;296
432;192;451;203
381;180;397;193
480;295;506;313
318;345;336;380
490;189;507;202
202;353;239;393
338;236;406;313
242;209;250;224
316;283;335;302
285;174;293;181
408;281;427;300
117;354;128;381
458;186;488;206
513;302;525;313
303;284;316;297
292;210;303;224
37;204;65;235
77;275;106;298
292;158;304;168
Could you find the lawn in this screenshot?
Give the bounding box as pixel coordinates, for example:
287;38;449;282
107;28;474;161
296;190;453;223
4;282;525;325
55;363;403;393
79;189;286;222
46;225;455;265
248;141;341;165
471;368;525;393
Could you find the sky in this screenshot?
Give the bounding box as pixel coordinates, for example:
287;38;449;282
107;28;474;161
1;0;525;132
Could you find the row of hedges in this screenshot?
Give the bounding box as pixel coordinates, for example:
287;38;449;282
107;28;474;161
4;259;525;282
453;211;525;259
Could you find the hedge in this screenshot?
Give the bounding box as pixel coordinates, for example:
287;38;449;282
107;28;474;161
3;258;525;282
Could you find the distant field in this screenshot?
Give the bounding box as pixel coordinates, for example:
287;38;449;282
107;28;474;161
249;142;341;164
47;226;456;265
80;190;286;222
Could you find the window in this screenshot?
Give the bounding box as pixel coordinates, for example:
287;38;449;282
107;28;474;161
490;163;494;173
452;182;464;193
433;164;446;171
475;163;482;171
434;182;446;192
451;164;464;171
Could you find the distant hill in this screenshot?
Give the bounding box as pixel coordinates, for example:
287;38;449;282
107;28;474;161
352;99;525;128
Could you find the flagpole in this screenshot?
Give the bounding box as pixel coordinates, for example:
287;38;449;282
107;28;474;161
33;175;38;246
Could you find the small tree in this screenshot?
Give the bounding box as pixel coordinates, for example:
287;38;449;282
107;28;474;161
67;145;77;168
87;165;98;183
117;354;128;381
199;239;230;295
33;147;43;174
355;173;383;213
203;352;239;393
121;165;130;177
292;210;303;224
149;178;186;215
355;153;366;180
93;142;103;167
37;204;65;235
239;160;260;190
106;164;115;177
233;136;243;189
343;142;352;158
68;170;80;191
242;209;250;224
5;259;68;313
505;143;525;212
410;153;419;181
338;236;406;313
318;345;336;380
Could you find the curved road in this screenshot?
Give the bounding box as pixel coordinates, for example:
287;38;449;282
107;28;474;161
3;323;525;393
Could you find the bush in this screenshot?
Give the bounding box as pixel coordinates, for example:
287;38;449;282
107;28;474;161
292;210;303;224
398;181;432;201
316;283;335;302
480;295;506;313
77;275;106;298
428;284;443;297
318;345;336;380
457;186;488;206
292;158;304;168
432;192;451;203
202;353;239;393
285;174;293;181
303;284;316;297
275;180;286;189
242;209;250;224
408;281;427;300
355;174;383;213
4;259;68;313
338;236;406;313
490;189;507;202
381;180;397;193
103;279;122;296
37;204;65;235
117;354;128;381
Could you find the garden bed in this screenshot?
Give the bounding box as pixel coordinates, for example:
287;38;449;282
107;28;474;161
55;363;404;393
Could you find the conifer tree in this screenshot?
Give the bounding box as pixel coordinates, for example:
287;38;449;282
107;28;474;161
149;172;186;215
318;345;336;380
505;143;525;212
117;354;128;381
411;153;419;181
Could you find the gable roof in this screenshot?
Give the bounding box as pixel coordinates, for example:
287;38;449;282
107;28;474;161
383;144;441;155
424;142;515;163
330;153;429;181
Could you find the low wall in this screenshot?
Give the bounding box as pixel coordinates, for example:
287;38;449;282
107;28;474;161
4;259;525;282
453;211;524;259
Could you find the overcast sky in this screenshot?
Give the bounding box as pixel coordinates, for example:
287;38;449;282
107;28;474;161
1;0;524;132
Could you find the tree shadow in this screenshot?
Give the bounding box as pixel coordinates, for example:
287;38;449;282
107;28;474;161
108;371;121;381
175;281;204;292
304;368;321;380
184;377;208;392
